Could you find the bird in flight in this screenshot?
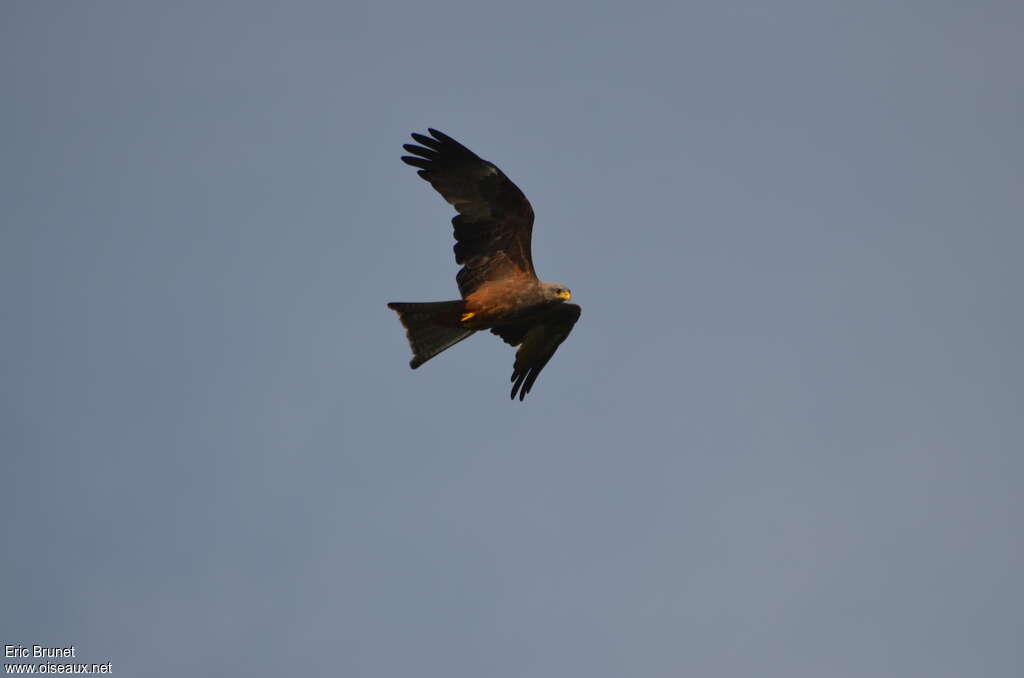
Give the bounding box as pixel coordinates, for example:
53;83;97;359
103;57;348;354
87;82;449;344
387;129;581;401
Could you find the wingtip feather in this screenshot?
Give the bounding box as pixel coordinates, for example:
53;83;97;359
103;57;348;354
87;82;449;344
401;156;431;169
403;144;436;158
411;132;443;149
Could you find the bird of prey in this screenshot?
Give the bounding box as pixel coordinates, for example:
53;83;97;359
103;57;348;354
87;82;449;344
387;129;581;401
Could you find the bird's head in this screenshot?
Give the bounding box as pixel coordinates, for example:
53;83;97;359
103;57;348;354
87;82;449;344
542;282;572;303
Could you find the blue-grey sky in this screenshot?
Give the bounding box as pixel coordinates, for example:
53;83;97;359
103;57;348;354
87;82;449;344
3;1;1022;676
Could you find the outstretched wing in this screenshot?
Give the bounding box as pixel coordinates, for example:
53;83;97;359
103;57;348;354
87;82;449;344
401;129;536;297
492;303;582;401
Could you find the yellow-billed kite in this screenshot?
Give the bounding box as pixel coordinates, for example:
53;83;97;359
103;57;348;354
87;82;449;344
388;129;581;401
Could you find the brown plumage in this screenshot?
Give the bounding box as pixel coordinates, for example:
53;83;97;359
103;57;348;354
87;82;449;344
387;128;581;401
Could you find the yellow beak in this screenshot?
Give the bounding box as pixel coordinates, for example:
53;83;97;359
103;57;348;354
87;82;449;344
557;290;572;301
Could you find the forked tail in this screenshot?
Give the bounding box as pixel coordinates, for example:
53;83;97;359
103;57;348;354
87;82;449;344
387;300;475;368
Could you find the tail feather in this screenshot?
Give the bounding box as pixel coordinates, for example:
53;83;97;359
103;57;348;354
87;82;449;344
387;300;476;368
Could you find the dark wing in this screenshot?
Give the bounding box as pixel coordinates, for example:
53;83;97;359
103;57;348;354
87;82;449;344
492;303;582;401
401;129;536;297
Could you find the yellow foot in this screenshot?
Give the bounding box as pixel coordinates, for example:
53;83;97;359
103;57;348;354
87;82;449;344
460;312;476;325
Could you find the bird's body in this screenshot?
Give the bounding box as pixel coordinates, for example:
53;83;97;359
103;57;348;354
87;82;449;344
463;278;565;328
387;129;581;401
